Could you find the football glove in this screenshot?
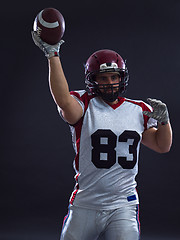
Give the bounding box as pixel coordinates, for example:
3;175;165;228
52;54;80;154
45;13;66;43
143;98;169;125
31;31;64;59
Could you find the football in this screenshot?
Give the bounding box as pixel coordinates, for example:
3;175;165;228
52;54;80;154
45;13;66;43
33;8;65;45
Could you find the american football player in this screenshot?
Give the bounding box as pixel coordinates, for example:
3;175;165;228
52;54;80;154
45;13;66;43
32;31;172;240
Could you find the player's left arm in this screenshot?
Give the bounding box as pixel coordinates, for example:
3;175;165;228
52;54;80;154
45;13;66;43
141;98;172;153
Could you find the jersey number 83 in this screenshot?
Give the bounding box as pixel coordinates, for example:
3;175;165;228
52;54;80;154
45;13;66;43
91;129;140;169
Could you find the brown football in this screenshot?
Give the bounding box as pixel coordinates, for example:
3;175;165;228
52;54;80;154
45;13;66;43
33;8;65;45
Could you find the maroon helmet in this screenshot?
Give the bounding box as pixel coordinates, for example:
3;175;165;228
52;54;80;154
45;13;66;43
85;49;129;102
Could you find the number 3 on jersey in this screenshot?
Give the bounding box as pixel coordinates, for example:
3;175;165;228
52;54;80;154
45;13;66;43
91;130;140;169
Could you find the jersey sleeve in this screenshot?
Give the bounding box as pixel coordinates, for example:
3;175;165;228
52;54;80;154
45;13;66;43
57;90;86;122
147;117;157;129
143;102;157;129
70;91;85;114
125;98;158;130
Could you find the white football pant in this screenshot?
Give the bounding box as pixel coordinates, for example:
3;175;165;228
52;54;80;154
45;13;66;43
60;204;140;240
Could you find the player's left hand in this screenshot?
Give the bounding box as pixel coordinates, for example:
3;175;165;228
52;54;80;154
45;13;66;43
143;98;169;125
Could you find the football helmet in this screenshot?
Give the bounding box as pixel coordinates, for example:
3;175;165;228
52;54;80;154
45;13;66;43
85;49;129;102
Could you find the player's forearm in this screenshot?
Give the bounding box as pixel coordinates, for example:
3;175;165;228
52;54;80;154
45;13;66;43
155;122;172;153
48;56;71;108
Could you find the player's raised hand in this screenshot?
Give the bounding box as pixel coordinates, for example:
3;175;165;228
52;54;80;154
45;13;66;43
143;98;169;125
32;8;65;58
31;31;64;58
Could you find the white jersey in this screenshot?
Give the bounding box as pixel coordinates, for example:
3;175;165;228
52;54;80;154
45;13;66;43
58;90;157;210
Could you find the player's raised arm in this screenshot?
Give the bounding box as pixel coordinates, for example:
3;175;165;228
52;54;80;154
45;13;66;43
31;8;83;125
48;57;83;124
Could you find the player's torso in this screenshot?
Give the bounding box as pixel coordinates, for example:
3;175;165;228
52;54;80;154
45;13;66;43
70;92;145;209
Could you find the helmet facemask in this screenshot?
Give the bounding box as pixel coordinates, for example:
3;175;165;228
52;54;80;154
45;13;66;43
94;82;120;102
86;69;129;102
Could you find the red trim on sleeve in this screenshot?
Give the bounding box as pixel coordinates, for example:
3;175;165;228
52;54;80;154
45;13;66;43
125;99;151;130
70;91;95;113
70;91;81;99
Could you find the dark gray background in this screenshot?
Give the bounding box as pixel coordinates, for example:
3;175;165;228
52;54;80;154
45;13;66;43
1;0;179;239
